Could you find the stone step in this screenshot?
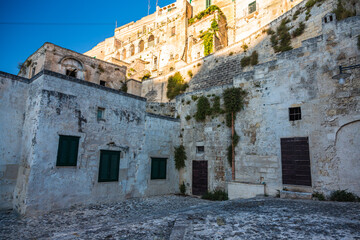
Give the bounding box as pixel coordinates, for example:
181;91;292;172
280;190;312;200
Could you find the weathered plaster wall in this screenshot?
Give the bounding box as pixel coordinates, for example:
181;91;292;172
144;113;180;196
5;70;180;215
146;102;177;117
0;73;29;209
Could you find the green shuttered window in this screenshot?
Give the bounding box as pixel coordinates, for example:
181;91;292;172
56;135;80;166
249;1;257;14
151;158;167;180
98;150;120;182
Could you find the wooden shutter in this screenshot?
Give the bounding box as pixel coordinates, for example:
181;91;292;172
56;135;80;166
151;158;167;179
98;150;120;182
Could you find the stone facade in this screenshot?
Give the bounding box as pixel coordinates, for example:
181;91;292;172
176;14;360;196
0;70;180;215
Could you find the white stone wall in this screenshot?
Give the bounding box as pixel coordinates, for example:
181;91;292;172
0;74;29;209
0;70;180;215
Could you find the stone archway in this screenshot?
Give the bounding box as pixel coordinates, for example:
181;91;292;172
335;120;360;196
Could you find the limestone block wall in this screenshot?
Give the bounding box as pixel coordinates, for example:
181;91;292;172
176;85;233;194
0;73;29;209
19;43;127;91
232;16;360;195
146;102;177;117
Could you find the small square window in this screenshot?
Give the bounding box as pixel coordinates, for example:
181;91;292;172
289;107;301;121
100;80;106;86
97;107;105;121
196;146;205;154
66;69;77;78
31;67;36;78
56;135;80;166
171;26;176;36
248;1;257;14
151;158;167;179
98;150;120;182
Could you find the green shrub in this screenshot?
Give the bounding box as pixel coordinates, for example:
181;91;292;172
250;51;259;66
188;70;193;78
142;73;151;80
227;131;240;166
166;72;188;100
312;191;326;201
174;145;187;170
188;5;225;25
241;51;259;67
211;96;221;115
271;18;293;53
195;96;211;121
223;87;247;127
242;44;249;52
292;22;306;38
293;9;301;20
241;56;251;67
185;115;191;121
191;95;199;101
120;83;128;92
202;190;229;201
267;28;275;35
180;182;186;195
333;0;356;21
330;190;359;202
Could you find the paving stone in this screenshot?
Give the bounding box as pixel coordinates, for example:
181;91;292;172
0;196;359;239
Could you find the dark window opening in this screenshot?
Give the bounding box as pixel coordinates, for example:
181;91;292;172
31;67;36;78
151;158;167;179
171;26;176;36
98;150;120;182
289;107;301;121
56;135;80;166
324;17;328;23
206;0;211;9
97;107;105;121
196;146;205;154
329;15;333;21
249;1;257;14
100;80;106;86
66;69;77;78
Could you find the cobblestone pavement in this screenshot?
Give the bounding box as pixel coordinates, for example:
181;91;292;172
1;195;360;239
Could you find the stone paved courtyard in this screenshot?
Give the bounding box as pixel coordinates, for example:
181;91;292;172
1;195;360;239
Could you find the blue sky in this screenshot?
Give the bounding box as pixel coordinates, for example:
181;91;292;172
0;0;175;75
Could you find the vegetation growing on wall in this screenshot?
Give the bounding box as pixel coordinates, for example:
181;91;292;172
201;190;228;201
179;182;186;195
142;73;151;80
268;18;293;53
195;96;211;121
292;22;306;38
174;145;187;170
227;130;239;166
223;88;247;173
330;190;359;202
167;72;189;100
188;70;193;78
333;0;356;21
240;51;259;67
200;18;219;56
305;0;325;20
121;82;128;92
188;5;225;26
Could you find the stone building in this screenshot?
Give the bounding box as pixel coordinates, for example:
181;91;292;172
0;46;180;214
0;0;359;215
